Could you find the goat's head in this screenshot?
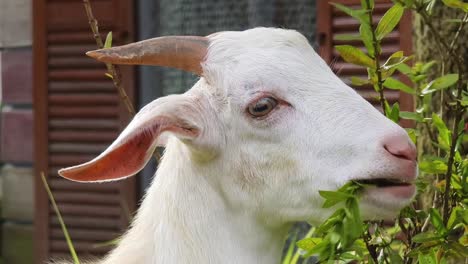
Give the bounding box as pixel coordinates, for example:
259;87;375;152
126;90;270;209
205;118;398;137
59;28;417;225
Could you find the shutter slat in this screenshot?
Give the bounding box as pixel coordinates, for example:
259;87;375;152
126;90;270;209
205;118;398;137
49;119;120;130
52;203;122;217
333;31;400;45
51;216;121;229
49;154;101;166
50;228;120;242
49;81;115;93
50;240;111;254
53;192;121;205
332;16;382;33
48;178;120;193
49;130;118;142
34;0;136;261
49;57;100;69
49;143;108;154
49;106;119;118
48;44;100;57
48;69;108;81
49;93;118;105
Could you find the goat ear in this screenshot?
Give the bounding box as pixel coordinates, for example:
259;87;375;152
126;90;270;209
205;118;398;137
58;95;200;182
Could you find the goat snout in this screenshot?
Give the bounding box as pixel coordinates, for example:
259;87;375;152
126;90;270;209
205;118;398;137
382;133;417;162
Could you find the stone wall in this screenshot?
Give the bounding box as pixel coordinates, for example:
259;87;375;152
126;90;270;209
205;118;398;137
0;0;34;263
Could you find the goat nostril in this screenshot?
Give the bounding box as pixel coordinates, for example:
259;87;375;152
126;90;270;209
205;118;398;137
383;136;417;161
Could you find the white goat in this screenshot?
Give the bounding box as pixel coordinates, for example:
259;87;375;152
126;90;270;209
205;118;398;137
58;27;417;264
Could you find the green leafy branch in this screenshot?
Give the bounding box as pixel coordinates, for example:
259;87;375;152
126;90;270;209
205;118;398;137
292;0;468;263
296;182;368;263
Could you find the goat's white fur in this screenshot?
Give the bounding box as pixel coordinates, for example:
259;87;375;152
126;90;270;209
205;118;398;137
56;28;417;264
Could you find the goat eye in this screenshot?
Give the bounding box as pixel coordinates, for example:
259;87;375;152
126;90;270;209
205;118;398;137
248;97;278;117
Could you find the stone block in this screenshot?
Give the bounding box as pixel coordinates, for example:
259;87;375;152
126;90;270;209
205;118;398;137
0;109;33;163
0;0;32;47
2;222;34;264
1;49;33;104
1;165;34;221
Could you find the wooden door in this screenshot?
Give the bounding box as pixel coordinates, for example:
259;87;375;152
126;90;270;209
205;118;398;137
33;0;137;262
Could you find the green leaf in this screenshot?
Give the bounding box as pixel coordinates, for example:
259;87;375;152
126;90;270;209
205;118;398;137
104;31;113;49
429;208;447;235
386;102;400;123
359;23;375;57
315;209;346;234
351;76;370;86
382;50;403;64
400;111;424;122
383;77;415;94
432;113;452;150
319;190;353;208
282;233;297;264
344;198;363;240
422;74;459;94
375;4;404;40
338;180;364;195
448;241;468;257
406;128;417;144
396;63;412;75
432;74;459;89
421;60;437;74
296;237;322;251
419;159;448;174
447;206;462;229
461;98;468;106
388;251;404;264
413;232;442;243
382;52;412;72
334;34;362;41
360;0;374;10
301;239;329;258
331;3;368;22
335;45;375;68
427;0;438;14
442;0;468;12
418;252;437;264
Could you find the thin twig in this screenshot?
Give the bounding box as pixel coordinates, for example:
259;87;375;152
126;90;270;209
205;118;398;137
365;0;387;115
363;225;379;263
82;0;135;115
448;13;468;56
82;0;162;161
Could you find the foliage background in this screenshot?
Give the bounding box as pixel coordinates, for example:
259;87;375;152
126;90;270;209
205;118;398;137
285;0;468;263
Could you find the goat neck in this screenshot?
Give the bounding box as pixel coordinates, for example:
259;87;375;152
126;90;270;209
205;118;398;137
101;138;290;264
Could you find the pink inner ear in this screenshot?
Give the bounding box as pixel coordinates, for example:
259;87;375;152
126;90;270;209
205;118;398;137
59;130;156;182
59;116;199;182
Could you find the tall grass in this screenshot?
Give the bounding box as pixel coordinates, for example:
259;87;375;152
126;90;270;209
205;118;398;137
41;172;80;264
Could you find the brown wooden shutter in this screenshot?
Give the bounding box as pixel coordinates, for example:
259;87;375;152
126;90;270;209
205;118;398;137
33;0;137;262
317;0;413;122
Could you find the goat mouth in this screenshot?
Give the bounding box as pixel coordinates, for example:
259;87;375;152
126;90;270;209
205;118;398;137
354;178;416;199
354;178;412;188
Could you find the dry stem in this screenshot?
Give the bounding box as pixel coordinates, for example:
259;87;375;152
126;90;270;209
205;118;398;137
82;0;161;161
82;0;135;115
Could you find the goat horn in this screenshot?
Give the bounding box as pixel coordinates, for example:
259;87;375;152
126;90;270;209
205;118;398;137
86;36;209;76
